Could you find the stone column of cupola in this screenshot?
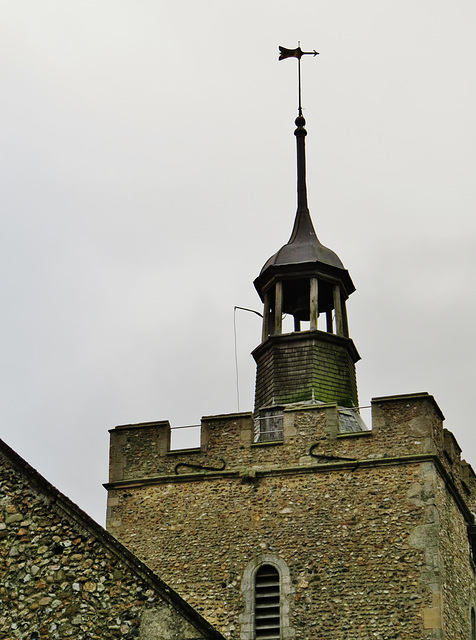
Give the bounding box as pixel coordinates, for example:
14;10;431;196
261;292;271;342
262;276;348;339
333;284;349;338
274;281;283;334
310;277;318;330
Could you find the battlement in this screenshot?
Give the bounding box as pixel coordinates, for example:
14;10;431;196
106;392;476;516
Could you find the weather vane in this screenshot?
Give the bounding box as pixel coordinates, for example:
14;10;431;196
278;43;319;116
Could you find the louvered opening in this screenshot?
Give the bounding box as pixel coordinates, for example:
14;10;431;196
254;409;284;443
255;565;280;640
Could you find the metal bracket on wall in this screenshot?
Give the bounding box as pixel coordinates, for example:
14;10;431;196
174;458;226;475
309;443;357;463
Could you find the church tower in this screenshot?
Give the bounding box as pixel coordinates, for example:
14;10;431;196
106;49;476;640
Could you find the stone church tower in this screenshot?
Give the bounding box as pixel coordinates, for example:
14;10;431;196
105;86;476;639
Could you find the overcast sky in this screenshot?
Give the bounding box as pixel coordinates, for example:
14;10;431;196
1;1;476;525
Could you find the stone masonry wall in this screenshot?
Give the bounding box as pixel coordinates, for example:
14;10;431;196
0;442;223;640
107;393;476;639
435;470;476;639
109;463;432;638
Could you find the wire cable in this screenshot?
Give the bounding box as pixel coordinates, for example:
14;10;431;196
233;306;263;412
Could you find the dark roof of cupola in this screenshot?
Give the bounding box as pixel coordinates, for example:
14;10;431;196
255;113;353;296
258;206;345;274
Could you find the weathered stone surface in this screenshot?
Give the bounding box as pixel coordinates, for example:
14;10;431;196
0;440;224;640
107;393;476;639
141;604;207;640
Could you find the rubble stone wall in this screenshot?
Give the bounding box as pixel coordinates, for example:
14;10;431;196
109;461;442;638
0;445;220;640
436;470;476;639
107;394;476;639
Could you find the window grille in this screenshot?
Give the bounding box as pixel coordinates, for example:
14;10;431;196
255;564;280;639
254;409;284;443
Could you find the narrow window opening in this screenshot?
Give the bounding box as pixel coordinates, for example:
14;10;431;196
255;564;280;639
471;607;475;640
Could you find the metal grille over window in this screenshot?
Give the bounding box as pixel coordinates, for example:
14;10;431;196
255;564;280;639
254;409;284;443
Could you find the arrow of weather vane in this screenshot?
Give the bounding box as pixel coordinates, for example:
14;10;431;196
278;44;319;115
278;45;319;60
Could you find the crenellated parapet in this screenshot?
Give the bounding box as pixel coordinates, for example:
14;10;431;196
106;392;475;526
105;391;476;639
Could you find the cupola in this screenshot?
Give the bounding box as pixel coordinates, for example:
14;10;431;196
252;103;360;414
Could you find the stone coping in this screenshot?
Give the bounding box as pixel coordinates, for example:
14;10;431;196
110;419;171;432
109;394;443;436
202;411;253;422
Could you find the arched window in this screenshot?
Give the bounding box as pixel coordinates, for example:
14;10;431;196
255;564;280;639
240;555;294;640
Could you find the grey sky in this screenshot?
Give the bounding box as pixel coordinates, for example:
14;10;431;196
1;1;475;524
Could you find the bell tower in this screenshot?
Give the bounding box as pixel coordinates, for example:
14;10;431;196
105;46;476;640
252;58;360;413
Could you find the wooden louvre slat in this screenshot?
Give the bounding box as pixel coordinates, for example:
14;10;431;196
255;611;280;619
255;565;280;639
256;591;280;599
256;577;280;586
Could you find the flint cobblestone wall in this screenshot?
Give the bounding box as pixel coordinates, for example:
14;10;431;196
108;463;449;638
0;443;222;640
107;393;476;639
435;471;476;638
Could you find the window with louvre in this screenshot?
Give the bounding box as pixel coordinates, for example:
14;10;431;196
254;564;280;640
254;408;284;443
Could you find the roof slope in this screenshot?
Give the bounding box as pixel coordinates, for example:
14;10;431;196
0;437;225;640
